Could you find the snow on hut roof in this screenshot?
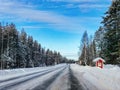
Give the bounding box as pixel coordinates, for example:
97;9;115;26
93;57;105;62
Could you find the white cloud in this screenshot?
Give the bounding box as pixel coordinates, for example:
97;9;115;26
0;0;86;34
19;26;46;29
78;4;109;9
65;4;76;8
64;3;109;11
51;0;90;2
50;0;110;3
0;0;108;34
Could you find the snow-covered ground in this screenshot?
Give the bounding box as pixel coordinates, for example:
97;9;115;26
0;64;68;90
71;64;120;90
0;64;66;81
1;64;120;90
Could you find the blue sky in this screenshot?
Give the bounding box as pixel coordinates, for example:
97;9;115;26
0;0;111;60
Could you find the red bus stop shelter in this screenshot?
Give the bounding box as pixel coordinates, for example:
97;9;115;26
93;57;105;69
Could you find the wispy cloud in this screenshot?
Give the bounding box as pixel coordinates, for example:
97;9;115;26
19;26;46;29
50;0;110;3
78;4;109;9
0;0;86;34
9;0;110;3
0;0;110;34
64;3;109;10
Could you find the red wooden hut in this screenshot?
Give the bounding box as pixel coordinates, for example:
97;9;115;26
93;57;105;68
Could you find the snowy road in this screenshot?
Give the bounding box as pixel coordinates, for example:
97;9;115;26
0;65;67;90
1;64;120;90
0;64;85;90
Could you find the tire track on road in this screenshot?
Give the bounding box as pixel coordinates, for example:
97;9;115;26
0;66;66;90
32;66;67;90
69;65;85;90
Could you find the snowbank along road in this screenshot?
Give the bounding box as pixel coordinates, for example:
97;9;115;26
0;64;120;90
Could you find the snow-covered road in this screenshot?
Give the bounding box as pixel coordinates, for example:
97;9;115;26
0;64;120;90
0;64;68;90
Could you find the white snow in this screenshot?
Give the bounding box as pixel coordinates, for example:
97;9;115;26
0;64;66;81
93;57;105;62
71;64;120;90
7;66;66;90
1;63;120;90
0;64;67;90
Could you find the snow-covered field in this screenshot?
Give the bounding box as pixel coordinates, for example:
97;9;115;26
71;64;120;90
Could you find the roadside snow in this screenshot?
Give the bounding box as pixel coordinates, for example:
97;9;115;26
1;64;120;90
71;64;120;90
0;64;66;81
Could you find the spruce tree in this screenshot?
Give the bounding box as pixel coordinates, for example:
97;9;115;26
102;0;120;64
79;31;89;65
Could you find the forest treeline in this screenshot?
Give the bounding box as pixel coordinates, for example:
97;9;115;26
79;0;120;65
0;23;73;69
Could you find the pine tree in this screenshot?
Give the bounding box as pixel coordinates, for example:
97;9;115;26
0;22;69;69
88;36;96;66
94;26;105;58
102;0;120;64
0;23;3;69
79;31;89;65
33;40;40;67
27;36;34;67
